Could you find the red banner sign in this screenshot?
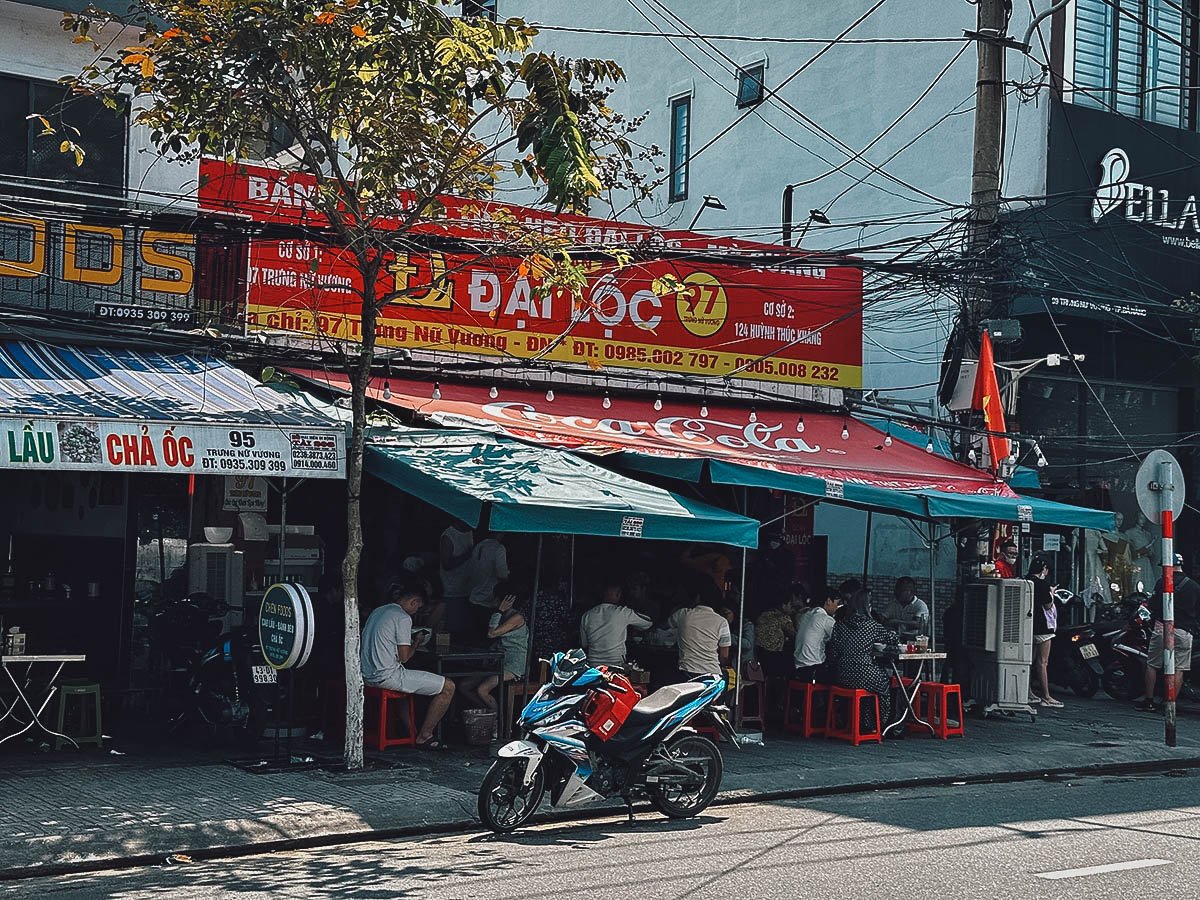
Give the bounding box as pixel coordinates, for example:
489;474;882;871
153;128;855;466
198;160;863;388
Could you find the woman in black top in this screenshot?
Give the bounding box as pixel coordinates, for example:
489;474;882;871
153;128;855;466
1029;555;1063;708
827;589;900;729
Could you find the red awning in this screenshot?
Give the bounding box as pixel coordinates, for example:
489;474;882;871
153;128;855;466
288;370;1014;499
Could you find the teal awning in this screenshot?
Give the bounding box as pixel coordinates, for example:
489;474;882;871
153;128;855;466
919;491;1115;531
365;427;759;548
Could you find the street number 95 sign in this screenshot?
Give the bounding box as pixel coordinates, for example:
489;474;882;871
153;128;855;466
258;582;315;670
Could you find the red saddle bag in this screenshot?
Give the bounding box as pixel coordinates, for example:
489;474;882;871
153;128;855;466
583;672;640;740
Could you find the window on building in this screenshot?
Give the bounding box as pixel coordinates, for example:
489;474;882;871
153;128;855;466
669;94;691;203
736;63;766;108
1072;0;1191;129
0;75;127;194
461;0;497;20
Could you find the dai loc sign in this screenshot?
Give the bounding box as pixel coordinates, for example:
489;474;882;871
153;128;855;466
258;583;315;670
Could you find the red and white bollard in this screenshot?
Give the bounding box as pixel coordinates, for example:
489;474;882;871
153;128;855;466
1160;461;1177;748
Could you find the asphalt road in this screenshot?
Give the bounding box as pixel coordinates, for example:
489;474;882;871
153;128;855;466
9;771;1200;899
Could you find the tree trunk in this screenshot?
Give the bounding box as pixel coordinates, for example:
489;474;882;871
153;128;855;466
342;264;381;771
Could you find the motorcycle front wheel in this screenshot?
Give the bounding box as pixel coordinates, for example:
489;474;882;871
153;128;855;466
648;733;723;819
478;758;545;833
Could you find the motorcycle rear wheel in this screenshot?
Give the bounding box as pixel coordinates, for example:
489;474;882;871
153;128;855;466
1102;665;1140;702
478;758;545;834
648;733;723;819
1071;663;1099;698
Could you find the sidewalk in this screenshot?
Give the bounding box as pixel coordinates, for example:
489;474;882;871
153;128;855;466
2;696;1197;879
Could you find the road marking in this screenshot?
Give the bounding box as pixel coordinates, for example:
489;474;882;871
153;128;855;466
1035;859;1173;881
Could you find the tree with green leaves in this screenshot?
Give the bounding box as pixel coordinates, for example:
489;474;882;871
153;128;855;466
61;0;634;768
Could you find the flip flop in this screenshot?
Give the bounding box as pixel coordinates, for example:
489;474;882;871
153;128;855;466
415;738;450;752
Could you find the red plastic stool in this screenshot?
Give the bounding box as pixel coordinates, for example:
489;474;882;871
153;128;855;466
914;683;965;739
783;680;829;738
363;686;418;750
824;687;883;746
736;680;767;731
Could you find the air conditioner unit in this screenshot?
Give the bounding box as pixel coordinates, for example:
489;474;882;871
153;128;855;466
188;543;245;614
963;579;1036;719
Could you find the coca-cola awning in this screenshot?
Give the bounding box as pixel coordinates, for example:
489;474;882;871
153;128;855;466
287;370;1116;528
286;370;1015;515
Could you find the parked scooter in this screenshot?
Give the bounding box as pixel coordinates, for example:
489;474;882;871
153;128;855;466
1045;589;1105;697
1100;597;1152;702
152;592;270;746
478;649;734;833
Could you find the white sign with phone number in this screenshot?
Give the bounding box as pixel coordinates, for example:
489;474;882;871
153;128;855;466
1;417;346;478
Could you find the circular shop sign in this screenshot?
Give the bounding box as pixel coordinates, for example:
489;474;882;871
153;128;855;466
258;582;315;670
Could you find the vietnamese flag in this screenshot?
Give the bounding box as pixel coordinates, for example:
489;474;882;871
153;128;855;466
972;329;1010;473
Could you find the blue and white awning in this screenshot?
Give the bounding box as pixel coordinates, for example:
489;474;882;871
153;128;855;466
0;341;345;478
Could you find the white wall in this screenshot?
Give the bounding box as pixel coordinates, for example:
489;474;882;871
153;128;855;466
0;0;196;206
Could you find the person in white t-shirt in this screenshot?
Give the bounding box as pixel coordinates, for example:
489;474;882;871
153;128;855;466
467;533;510;630
360;579;456;749
882;576;930;639
794;590;841;682
673;601;732;679
580;581;652;668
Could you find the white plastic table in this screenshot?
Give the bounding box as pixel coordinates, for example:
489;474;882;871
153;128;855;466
883;651;948;737
0;654;87;748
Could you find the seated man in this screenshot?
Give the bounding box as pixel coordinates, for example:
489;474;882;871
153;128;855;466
360;578;456;749
673;597;732;680
580;580;653;668
793;589;841;682
882;576;930;640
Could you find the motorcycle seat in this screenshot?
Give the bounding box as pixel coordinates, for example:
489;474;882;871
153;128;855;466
606;681;710;748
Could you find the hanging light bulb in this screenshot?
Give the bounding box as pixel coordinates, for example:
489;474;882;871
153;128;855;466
653;395;663;411
841;423;850;441
700;399;709;418
796;416;805;433
382;380;392;400
1037;456;1048;468
602;392;612;409
968;448;978;465
431;381;441;401
884;433;893;448
488;385;498;399
545;388;555;402
925;439;935;454
749;407;758;423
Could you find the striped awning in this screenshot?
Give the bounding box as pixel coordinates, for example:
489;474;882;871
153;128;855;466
0;341;346;477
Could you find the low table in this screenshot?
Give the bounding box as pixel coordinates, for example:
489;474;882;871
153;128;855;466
434;649;507;743
882;651;948;738
0;654;88;748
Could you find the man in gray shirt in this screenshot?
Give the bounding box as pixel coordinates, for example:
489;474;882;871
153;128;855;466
580;580;652;668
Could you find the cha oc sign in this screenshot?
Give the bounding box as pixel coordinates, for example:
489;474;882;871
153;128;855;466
258;582;315;670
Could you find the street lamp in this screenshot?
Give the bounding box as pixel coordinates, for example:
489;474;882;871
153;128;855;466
688;195;727;231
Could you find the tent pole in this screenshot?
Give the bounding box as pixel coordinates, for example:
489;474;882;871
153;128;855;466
862;510;873;586
569;535;576;609
732;487;749;734
523;535;544;689
928;520;937;652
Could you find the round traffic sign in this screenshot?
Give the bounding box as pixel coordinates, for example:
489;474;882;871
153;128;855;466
1136;449;1186;522
258;582;315;670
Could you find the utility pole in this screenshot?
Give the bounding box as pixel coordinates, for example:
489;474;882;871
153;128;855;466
965;0;1009;338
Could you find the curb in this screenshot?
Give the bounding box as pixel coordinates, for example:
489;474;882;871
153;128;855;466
3;754;1199;883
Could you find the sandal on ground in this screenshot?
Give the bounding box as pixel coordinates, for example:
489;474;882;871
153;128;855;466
1041;697;1064;708
414;737;451;751
1133;698;1160;712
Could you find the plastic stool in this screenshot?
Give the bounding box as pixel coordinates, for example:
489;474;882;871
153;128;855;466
783;680;829;738
363;686;417;750
54;680;103;750
735;680;766;731
914;683;965;739
825;686;883;746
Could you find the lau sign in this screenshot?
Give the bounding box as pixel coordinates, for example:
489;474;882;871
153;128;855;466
198;159;865;390
0;418;345;478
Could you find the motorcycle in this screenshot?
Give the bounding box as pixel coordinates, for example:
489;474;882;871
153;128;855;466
1100;599;1152;702
1048;590;1104;697
152;592;271;746
477;649;735;834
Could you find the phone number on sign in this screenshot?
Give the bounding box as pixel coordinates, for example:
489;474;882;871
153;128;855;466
202;457;287;472
732;358;841;380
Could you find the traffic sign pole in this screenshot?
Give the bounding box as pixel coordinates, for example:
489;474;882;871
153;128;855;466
1161;461;1176;747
